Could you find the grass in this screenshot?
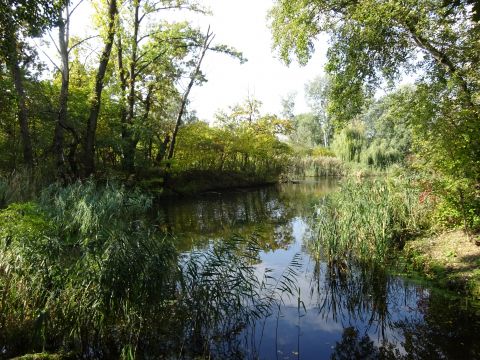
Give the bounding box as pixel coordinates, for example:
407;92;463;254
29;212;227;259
289;155;345;178
402;230;480;299
308;175;432;264
0;181;303;358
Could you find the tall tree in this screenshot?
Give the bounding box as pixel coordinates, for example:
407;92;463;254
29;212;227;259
0;0;62;167
280;91;297;121
114;0;205;173
84;0;118;177
305;75;331;147
166;26;215;163
269;0;480;229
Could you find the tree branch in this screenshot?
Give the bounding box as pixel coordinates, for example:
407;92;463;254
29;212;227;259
68;35;100;54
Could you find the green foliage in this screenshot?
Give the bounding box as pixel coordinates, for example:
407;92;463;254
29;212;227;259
269;0;480;232
308;176;433;264
290;156;344;178
311;146;335;158
289;112;323;148
332;121;367;163
172;109;292;179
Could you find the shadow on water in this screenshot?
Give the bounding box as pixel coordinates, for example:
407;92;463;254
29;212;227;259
2;178;480;359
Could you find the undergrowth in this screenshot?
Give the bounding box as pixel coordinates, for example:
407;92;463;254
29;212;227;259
0;181;303;358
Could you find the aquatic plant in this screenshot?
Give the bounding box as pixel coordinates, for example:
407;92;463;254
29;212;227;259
289;155;345;178
0;181;304;358
308;176;432;264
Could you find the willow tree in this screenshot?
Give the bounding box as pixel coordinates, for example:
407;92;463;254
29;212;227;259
269;0;480;229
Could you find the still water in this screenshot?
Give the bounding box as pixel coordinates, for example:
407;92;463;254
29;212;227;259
158;179;480;359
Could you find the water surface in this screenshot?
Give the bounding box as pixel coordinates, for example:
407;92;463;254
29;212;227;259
158;180;480;359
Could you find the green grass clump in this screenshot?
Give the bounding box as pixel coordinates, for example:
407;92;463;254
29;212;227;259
308;176;432;264
0;181;178;358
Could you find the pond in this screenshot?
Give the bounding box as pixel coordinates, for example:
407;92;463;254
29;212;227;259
2;179;480;359
157;179;480;359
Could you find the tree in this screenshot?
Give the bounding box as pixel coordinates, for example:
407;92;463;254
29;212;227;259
289;113;322;148
280;91;296;120
112;0;206;173
305;75;331;146
215;94;262;130
269;0;480;120
269;0;480;229
166;26;215;166
0;0;63;168
84;0;118;177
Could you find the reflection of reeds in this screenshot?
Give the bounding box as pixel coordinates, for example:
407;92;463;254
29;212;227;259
312;260;411;342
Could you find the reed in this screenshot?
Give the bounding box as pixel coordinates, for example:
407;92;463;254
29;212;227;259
0;182;303;358
290;155;345;178
308;176;432;264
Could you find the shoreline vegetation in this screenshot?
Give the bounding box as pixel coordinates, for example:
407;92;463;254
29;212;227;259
0;164;479;359
2;0;480;357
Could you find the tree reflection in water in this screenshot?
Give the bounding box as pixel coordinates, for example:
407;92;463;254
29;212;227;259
310;260;480;360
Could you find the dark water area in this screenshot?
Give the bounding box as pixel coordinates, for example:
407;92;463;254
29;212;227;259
157;179;480;359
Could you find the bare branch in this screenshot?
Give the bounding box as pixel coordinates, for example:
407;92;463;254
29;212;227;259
68;35;100;54
31;38;61;72
68;0;86;17
48;31;61;54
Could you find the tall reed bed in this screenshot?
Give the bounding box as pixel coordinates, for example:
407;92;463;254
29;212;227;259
0;181;177;358
290;155;345;178
0;181;302;358
308;176;432;264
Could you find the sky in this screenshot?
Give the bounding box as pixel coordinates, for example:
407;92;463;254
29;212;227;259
181;0;329;121
63;0;329;121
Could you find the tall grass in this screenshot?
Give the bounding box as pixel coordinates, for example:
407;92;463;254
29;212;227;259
289;155;345;178
0;182;176;358
308;176;432;264
0;181;303;358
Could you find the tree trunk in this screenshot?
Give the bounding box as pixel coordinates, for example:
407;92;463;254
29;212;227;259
84;0;118;177
121;1;140;174
53;14;69;178
7;30;33;168
167;27;215;163
155;135;170;164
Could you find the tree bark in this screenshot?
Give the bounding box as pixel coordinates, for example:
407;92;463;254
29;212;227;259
7;30;34;168
84;0;118;177
155;135;170;164
53;13;69;178
121;0;140;174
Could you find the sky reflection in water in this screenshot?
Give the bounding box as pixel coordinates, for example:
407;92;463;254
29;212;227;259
159;180;480;359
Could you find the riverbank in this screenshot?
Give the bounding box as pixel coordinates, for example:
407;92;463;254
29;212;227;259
402;230;480;299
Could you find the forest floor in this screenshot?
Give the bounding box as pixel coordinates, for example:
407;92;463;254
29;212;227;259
403;230;480;299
